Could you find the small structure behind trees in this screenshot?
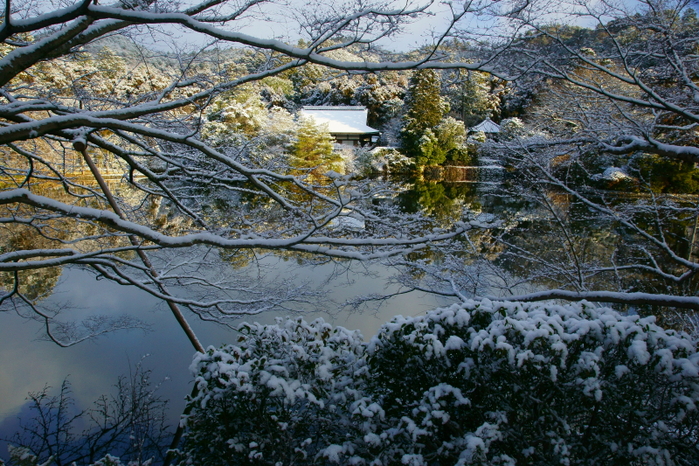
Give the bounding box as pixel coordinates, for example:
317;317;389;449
470;117;501;135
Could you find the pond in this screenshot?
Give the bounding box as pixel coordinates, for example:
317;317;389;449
1;162;697;460
0;234;455;449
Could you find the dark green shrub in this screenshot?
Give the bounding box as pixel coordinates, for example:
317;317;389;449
181;301;699;465
366;301;699;465
181;318;368;465
629;154;699;194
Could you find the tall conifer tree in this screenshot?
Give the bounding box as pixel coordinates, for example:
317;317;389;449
399;69;449;163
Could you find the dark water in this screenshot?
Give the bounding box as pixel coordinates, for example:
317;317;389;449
0;166;505;448
4;162;694;460
0;255;449;451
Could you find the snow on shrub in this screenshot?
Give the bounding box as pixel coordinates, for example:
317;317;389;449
3;446;128;466
181;300;699;465
366;299;699;465
182;317;368;466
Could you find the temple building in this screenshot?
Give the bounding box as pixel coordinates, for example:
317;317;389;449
300;106;380;146
470;118;501;134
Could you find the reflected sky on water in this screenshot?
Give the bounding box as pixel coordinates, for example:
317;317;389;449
0;173;498;451
0;255;448;449
0;170;518;457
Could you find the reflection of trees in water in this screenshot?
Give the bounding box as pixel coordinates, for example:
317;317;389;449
2;168;439;347
390;177;699;331
10;168;699;336
495;199;620;293
190;170;699;337
496;190;699;306
0;268;62;303
1;217;90;302
6;359;171;466
0;184;144;345
399;180;480;223
0;223;64;301
0;176;346;340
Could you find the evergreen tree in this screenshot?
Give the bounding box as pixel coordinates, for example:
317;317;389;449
201;84;268;145
399;69;449;160
412;116;468;167
450;71;502;127
288;118;343;180
433;116;467;165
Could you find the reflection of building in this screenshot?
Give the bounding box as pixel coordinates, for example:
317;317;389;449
470;118;501;134
300;106;380;147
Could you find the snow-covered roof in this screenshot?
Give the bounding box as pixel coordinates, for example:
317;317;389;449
300;106;379;135
471;118;501;133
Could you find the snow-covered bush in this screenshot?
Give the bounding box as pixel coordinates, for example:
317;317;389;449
499;117;525;139
357;147;414;176
4;446;128;466
335;146;358;174
182;318;368;466
467;130;487;145
366;300;699;465
181;301;699;465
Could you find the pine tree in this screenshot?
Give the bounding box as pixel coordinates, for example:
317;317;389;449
399;69;450;162
288;118;343;180
453;72;497;127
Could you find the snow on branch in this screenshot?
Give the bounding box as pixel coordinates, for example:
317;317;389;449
0;188;468;260
496;290;699;312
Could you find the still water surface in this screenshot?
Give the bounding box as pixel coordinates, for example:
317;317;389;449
5;164;685;455
0;167;506;452
0;252;450;442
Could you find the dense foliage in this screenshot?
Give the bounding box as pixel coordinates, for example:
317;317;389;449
289;118;344;179
181;300;699;465
182;319;366;465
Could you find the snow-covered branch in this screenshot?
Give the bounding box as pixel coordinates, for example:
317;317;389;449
0;188;466;259
0;0;498;344
495;290;699;311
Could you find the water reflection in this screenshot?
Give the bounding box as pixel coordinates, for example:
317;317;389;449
0;255;448;447
3;163;699;459
384;163;699;325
